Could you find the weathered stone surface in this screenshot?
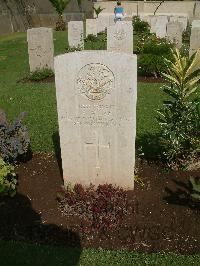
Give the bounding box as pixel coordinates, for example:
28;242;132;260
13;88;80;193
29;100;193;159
166;21;182;48
55;51;137;189
107;21;133;54
27;27;54;72
68;21;84;48
190;27;200;56
169;16;188;31
151;16;168;38
150;15;158;33
192;20;200;28
97;15;110;33
86;19;97;37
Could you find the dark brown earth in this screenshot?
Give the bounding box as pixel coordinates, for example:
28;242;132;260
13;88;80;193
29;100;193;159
0;153;200;254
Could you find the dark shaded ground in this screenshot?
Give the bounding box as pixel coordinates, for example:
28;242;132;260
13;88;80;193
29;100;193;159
18;76;55;84
1;153;200;255
19;75;165;84
137;76;165;83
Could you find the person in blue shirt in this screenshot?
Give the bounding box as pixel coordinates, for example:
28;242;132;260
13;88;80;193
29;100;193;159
114;1;124;22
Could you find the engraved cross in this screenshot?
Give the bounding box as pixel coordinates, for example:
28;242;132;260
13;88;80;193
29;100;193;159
85;135;110;169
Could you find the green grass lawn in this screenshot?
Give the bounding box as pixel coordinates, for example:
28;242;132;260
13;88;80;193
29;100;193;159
0;32;200;265
0;31;164;153
1;240;200;266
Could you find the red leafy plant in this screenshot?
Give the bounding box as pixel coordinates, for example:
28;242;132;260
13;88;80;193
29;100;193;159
57;184;129;232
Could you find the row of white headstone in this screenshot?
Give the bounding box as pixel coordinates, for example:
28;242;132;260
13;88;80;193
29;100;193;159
141;15;188;48
190;20;200;56
27;24;137;190
27;17;200;73
26;18;200;190
27;21;134;72
68;20;134;53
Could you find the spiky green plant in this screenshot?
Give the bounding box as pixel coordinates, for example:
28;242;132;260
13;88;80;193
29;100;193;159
93;6;105;18
49;0;71;30
157;48;200;168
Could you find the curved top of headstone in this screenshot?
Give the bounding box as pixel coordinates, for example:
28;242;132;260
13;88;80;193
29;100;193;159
54;50;137;63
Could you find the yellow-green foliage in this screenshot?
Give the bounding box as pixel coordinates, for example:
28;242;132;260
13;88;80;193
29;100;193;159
157;48;200;166
0;158;17;197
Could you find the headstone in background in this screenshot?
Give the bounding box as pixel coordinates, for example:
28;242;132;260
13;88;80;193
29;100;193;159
107;22;133;54
150;15;158;34
27;27;54;72
97;15;110;33
169;16;188;31
109;14;115;26
166;21;183;48
86;19;97;37
68;21;84;49
177;16;188;31
55;51;137;189
154;16;168;38
192;20;200;28
189;27;200;56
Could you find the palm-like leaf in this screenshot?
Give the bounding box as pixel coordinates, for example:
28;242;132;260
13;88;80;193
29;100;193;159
93;6;105;18
49;0;70;15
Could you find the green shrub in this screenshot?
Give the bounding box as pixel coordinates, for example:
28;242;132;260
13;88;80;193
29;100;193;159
29;68;54;81
157;48;200;168
85;34;98;42
84;31;107;50
134;19;175;77
65;45;83;53
0;158;17;197
138;34;174;77
0;110;30;163
182;24;191;44
132;16;150;35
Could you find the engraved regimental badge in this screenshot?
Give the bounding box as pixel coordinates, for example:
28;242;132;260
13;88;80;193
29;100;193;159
113;29;126;41
76;63;114;101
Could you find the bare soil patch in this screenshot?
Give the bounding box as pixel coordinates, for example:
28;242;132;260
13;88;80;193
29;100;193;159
0;153;199;254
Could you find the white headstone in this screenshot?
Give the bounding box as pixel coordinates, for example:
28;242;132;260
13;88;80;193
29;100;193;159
55;51;137;189
150;16;158;34
109;14;115;26
140;15;151;26
169;16;187;31
190;27;200;56
166;21;183;48
97;15;110;33
107;22;133;54
86;19;97;37
68;21;84;49
154;16;168;38
177;17;188;31
192;20;200;28
27;27;54;72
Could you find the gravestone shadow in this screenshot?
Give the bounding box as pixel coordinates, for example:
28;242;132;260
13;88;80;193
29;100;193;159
0;193;82;266
136;133;162;161
163;178;200;210
52;131;63;177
